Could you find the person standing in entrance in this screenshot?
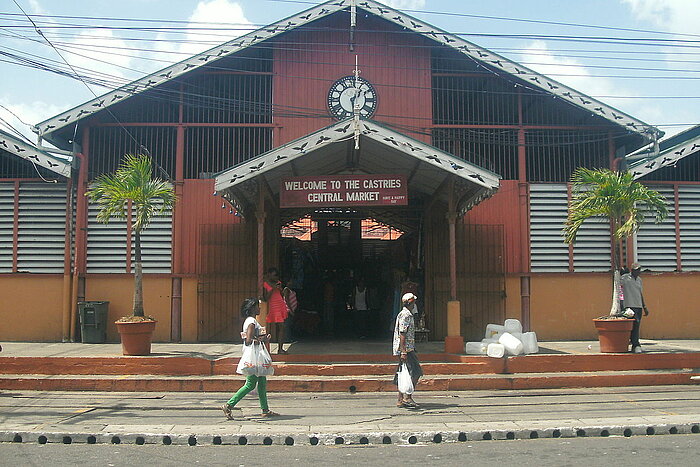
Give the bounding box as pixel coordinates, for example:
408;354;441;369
222;298;279;419
263;267;289;354
352;278;371;338
393;293;423;408
621;262;650;353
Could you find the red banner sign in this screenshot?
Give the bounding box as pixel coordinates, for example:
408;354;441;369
280;174;408;208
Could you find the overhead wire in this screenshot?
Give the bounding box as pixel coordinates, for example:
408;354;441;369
2;4;698;145
9;0;172;179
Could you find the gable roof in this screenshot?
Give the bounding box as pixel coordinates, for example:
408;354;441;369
0;129;71;178
628;125;700;179
214;117;500;218
36;0;661;147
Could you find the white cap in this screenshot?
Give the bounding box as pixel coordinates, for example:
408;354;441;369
402;293;417;302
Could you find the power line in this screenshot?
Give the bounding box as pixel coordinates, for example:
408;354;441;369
3;4;698;137
5;1;700;40
9;0;173;179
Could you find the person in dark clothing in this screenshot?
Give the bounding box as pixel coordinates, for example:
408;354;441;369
620;262;650;353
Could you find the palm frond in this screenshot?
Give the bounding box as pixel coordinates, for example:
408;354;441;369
86;154;176;231
563;168;668;244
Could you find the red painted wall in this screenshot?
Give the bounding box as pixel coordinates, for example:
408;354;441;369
178;179;242;274
463;180;524;274
272;14;432;145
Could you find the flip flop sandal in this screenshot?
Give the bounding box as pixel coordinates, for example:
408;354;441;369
222;404;241;420
261;410;280;417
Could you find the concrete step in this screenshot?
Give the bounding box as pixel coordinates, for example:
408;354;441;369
2;352;699;377
1;369;698;392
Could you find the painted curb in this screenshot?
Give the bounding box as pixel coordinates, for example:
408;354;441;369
2;422;699;446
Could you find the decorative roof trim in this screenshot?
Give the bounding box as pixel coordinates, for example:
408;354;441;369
214;117;500;193
36;0;659;142
629;129;700;179
0;130;71;178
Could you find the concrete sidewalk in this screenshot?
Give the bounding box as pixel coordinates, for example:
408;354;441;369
2;387;700;446
2;339;700;358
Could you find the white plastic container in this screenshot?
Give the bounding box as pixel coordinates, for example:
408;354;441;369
485;324;505;339
487;343;505;358
498;332;524;356
521;331;539;354
465;341;488;355
504;319;523;335
481;337;498;344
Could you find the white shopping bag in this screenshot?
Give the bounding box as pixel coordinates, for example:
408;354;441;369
236;342;258;376
255;343;275;377
397;363;414;394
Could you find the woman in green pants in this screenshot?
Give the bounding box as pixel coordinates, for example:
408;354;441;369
222;298;279;419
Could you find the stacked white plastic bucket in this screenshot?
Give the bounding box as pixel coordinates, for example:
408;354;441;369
465;319;539;357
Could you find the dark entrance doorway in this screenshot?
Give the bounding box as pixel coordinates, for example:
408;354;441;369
279;210;417;341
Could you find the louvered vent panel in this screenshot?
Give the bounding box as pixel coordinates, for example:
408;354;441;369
87;202;128;273
130;206;172;273
529;184;569;272
570;184;612;272
679;185;700;271
0;183;14;272
530;184;612;272
17;183;67;273
572;215;612;272
636;186;676;272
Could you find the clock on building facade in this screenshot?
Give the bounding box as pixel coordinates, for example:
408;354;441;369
327;76;377;120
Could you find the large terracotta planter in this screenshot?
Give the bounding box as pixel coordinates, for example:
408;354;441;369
593;318;634;353
116;320;157;356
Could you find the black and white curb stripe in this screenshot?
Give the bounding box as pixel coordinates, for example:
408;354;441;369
2;423;700;446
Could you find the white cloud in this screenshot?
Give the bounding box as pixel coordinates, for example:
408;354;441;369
520;40;621;99
62;29;136;86
381;0;427;9
621;0;700;73
517;40;668;125
27;0;48;15
621;0;700;35
0;97;64;142
153;0;254;64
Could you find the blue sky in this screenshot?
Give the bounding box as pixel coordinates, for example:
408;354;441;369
2;0;699;142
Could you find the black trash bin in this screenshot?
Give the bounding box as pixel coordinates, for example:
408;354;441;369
78;301;109;343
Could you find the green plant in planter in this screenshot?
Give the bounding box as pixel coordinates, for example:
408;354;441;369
86;154;176;321
563;167;668;317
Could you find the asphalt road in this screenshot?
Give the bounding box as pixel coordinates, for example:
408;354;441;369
1;435;699;466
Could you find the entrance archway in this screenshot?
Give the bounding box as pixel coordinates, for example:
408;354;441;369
211;118;502;348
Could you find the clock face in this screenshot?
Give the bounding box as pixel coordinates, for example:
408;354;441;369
327;76;377;120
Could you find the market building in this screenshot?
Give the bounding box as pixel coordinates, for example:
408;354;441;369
1;0;699;345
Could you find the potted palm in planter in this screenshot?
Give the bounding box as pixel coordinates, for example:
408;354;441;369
563;168;667;353
86;154;175;356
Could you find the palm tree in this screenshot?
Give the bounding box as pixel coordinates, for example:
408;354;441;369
563;167;668;316
86;154;176;318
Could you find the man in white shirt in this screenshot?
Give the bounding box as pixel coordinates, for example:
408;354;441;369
620;262;649;353
392;293;423;408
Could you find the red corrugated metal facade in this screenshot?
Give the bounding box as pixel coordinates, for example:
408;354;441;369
463;180;523;273
273;14;432;145
19;3;656;342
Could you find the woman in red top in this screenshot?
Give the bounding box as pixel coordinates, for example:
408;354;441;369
263;267;289;354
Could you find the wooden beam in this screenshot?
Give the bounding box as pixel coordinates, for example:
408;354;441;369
407;159;421;185
259;175;278;210
424;175;451;214
447;176;457;301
